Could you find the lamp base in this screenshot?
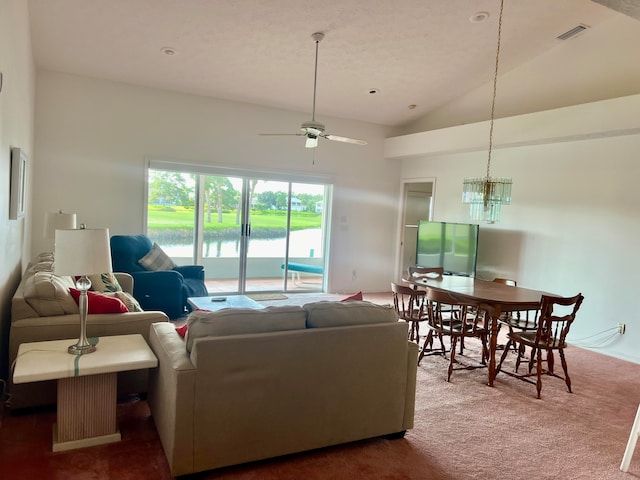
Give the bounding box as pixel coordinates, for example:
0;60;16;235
68;343;97;355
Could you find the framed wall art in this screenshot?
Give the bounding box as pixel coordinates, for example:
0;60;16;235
10;147;27;220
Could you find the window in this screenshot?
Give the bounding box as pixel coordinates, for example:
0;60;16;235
146;160;332;293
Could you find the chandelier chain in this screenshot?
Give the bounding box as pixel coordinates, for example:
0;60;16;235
487;0;504;179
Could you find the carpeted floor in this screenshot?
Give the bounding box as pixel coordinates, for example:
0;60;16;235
1;293;638;479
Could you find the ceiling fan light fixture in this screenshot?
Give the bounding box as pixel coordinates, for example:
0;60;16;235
305;135;318;148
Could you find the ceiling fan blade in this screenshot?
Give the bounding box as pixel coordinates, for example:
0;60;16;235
324;134;368;146
258;133;305;136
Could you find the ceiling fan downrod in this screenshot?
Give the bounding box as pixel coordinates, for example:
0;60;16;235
310;32;324;122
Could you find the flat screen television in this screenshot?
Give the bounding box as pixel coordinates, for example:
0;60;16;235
415;220;479;277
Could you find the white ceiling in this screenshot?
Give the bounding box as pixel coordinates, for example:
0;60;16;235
28;0;626;127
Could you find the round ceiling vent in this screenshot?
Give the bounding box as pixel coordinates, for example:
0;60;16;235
469;12;489;23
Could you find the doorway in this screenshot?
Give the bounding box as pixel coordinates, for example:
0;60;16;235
398;180;434;279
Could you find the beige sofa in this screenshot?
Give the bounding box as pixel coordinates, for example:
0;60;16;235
148;300;418;476
9;253;169;409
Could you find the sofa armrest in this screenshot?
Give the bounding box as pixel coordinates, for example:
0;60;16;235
132;269;184;285
174;265;205;281
114;272;134;294
9;310;169;366
148;322;197;476
131;270;184;316
403;341;418;431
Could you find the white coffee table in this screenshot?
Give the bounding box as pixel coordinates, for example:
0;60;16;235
12;334;157;452
187;294;265;312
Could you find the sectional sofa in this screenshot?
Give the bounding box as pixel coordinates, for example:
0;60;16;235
9;253;169;409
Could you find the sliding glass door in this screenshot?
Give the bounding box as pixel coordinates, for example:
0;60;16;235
146;163;330;294
199;174;244;292
244;179;290;292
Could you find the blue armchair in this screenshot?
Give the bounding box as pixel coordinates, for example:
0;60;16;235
110;234;208;318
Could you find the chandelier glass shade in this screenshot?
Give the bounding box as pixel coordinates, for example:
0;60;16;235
462;176;512;223
462;0;512;223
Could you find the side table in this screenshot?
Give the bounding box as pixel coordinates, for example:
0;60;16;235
12;334;157;452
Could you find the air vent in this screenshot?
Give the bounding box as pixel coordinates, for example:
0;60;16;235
557;24;590;40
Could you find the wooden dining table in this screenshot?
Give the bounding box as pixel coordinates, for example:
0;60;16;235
403;275;555;386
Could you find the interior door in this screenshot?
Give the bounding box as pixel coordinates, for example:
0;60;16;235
400;182;433;279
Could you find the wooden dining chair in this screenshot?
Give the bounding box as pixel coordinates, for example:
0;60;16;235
406;267;465;356
419;288;489;381
406;266;444;289
493;278;539;357
496;293;584;399
391;282;430;345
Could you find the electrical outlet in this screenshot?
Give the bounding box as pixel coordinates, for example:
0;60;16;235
617;323;626;335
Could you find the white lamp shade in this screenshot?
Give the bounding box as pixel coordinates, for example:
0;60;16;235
54;228;112;276
44;211;77;239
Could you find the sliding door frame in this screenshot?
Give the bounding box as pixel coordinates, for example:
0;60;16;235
145;158;333;293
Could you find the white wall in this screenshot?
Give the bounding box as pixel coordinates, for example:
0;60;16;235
0;0;35;380
390;96;640;364
33;71;398;294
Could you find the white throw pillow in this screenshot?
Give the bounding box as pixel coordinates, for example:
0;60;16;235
23;271;79;316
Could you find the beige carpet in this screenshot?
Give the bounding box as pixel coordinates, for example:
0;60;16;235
5;292;637;479
1;336;638;478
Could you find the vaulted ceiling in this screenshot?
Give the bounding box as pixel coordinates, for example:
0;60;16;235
28;0;635;127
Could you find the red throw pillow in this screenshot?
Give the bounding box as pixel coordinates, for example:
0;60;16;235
341;291;363;302
175;324;188;338
69;288;129;314
175;308;213;338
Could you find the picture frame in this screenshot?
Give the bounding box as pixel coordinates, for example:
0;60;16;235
10;147;27;220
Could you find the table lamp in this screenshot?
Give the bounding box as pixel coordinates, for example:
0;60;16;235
44;210;77;239
54;226;112;355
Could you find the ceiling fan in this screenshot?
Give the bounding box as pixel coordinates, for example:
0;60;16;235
260;32;367;149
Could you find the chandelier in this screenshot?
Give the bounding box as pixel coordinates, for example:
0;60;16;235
462;0;512;224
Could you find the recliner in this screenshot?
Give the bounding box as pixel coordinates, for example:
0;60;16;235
110;234;208;318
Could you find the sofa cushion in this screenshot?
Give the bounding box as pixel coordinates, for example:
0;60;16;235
36;252;55;262
69;288;129;314
304;301;397;328
32;260;55;272
138;242;177;271
23;271;79;316
185;306;306;353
